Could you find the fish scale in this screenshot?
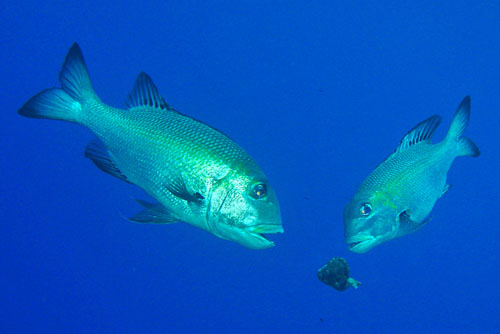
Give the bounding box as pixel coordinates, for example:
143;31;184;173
366;143;451;220
344;97;479;253
85;97;256;225
18;43;282;249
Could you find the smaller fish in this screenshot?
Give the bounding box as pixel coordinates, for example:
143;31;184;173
344;96;480;253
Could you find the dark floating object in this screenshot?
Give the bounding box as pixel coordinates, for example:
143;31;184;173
317;257;361;291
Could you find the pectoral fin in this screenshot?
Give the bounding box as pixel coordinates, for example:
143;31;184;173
441;184;452;197
398;210;431;235
129;199;179;224
165;177;205;203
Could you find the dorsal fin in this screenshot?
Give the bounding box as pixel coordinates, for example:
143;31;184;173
126;72;176;111
395;115;442;153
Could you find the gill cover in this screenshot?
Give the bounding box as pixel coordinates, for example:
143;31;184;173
205;171;282;249
344;191;401;253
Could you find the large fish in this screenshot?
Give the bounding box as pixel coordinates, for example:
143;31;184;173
344;96;479;253
18;43;283;249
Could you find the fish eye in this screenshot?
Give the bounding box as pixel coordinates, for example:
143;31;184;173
359;203;372;217
251;183;267;199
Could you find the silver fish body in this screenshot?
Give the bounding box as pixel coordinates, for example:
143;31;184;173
344;97;479;253
19;43;283;249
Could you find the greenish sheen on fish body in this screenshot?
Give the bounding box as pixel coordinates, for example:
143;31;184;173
18;43;283;249
344;97;480;253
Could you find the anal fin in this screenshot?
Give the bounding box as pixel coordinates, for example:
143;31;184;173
84;140;131;183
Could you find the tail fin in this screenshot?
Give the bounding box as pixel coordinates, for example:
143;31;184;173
445;96;480;157
458;137;480;157
18;43;96;122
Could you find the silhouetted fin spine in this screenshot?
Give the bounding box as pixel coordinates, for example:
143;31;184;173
126;72;176;111
395;115;442;153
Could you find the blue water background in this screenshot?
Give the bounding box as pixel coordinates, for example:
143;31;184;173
1;1;499;333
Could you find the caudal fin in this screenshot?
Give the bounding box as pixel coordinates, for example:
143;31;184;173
18;43;96;122
445;96;480;157
457;137;480;157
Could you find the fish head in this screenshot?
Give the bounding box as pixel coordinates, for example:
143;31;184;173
207;168;282;249
344;190;400;253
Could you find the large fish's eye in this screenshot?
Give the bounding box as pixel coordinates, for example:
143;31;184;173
360;203;372;217
251;183;267;199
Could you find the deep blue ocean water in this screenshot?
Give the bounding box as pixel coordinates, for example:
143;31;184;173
2;1;499;333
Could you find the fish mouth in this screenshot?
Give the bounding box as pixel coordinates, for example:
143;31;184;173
346;235;375;253
248;224;284;234
246;224;284;247
250;232;273;243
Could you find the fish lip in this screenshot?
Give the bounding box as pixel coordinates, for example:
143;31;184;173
250;232;274;243
242;231;275;249
346;235;375;250
246;223;284;248
246;223;284;235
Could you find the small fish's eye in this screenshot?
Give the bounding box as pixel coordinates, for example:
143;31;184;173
252;183;267;199
360;203;372;217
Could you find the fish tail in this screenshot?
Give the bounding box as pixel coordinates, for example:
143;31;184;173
18;43;97;123
445;96;480;157
457;137;480;157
